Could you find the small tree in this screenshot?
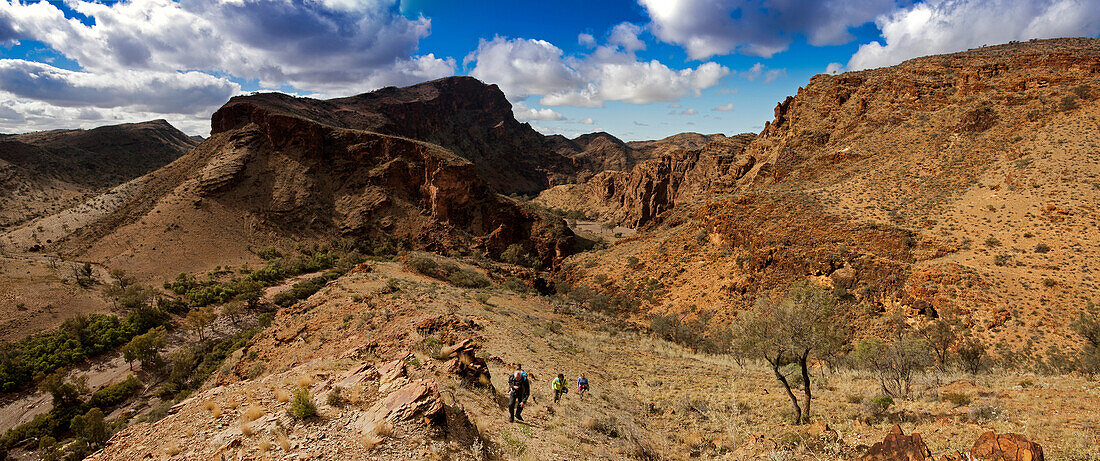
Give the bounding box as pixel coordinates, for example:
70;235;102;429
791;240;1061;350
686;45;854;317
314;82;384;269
186;306;217;341
71;407;108;448
732;281;843;424
235;279;264;309
957;337;987;375
854;310;932;397
223;300;244;325
917;315;960;371
121;327;167;370
1071;300;1100;376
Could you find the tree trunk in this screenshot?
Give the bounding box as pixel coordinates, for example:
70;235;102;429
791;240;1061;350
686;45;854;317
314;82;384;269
799;349;812;424
766;351;802;424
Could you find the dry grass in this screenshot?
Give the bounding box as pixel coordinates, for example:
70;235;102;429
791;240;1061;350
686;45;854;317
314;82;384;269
164;445;181;456
296;375;314;388
203;400;222;418
240;421;254;437
258;440;271;452
274;388;290;403
242;405;265;422
275;428;291;451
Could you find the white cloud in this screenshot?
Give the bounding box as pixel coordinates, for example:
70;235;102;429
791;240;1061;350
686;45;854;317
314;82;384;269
848;0;1100;70
680;108;697;115
578;33;597;47
579;117;595;124
466;37;583;101
0;59;238;114
740;63;786;83
712;103;733;111
467;34;729;108
639;0;900;59
826;62;845;74
0;0;455;133
608;22;646;53
512;102;565;121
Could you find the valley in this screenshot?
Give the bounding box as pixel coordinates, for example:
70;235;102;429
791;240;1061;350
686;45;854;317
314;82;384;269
1;38;1099;460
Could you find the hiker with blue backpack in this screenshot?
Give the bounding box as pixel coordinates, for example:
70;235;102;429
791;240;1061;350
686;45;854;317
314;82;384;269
508;366;530;422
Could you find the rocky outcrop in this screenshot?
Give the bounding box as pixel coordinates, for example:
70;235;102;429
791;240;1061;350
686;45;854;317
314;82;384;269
970;432;1044;461
215;77;582;195
536;133;755;228
860;426;1045;461
860;425;933;461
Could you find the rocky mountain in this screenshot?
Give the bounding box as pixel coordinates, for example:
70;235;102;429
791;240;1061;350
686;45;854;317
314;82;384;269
2;78;579;280
0;120;197;229
536;133;754;227
559;38;1100;353
214;77;586;195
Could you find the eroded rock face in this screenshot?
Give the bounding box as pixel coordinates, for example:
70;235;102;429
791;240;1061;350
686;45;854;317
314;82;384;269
971;431;1044;461
860;425;933;461
536;133;756;228
196;79;579;266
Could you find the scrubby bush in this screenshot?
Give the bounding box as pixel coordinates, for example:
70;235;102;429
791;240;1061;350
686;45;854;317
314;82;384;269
861;396;893;422
956;337;987;374
500;244;540;268
288;388;318;419
853;320;931;398
327;387;345;407
88;375;142;409
406;255;490;288
1071;301;1100;376
1034;243;1051;253
943;392;971;407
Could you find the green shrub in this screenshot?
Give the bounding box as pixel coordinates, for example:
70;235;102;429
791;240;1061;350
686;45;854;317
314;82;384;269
326;387;345;407
88;375;142;409
862;396;894;421
446;269;491;289
943;392;971;407
984;237;1001;247
500;244;540;268
288;388;318;419
1034;243;1051;253
0;312;168;393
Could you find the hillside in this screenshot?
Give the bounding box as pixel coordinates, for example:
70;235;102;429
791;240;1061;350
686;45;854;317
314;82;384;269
0;78;579;283
0;120;196;229
556;38;1100;356
80;257;1097;461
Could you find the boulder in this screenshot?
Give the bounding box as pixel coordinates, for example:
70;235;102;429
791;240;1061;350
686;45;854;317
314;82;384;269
860;425;933;461
971;432;1043;461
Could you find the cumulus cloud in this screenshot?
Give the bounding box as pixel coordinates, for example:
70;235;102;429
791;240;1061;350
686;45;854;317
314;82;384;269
0;0;454;133
848;0;1100;70
639;0;901;59
826;62;845;74
712;103;733;111
467;32;729;107
740;63;786;83
512;102;565;121
679;108;697;115
579;117;595;124
466;37;583;101
0;59;238;114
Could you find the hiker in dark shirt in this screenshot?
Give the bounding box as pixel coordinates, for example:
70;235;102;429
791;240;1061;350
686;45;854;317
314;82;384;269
508;368;530;422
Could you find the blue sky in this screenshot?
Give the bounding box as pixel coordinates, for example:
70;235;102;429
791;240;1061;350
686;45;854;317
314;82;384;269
0;0;1098;139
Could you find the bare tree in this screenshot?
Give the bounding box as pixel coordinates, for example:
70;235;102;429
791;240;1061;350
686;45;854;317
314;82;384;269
732;281;844;424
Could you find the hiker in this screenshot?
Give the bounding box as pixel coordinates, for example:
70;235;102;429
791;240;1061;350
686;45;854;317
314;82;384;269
508;367;530;422
577;374;589;399
552;373;568;403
